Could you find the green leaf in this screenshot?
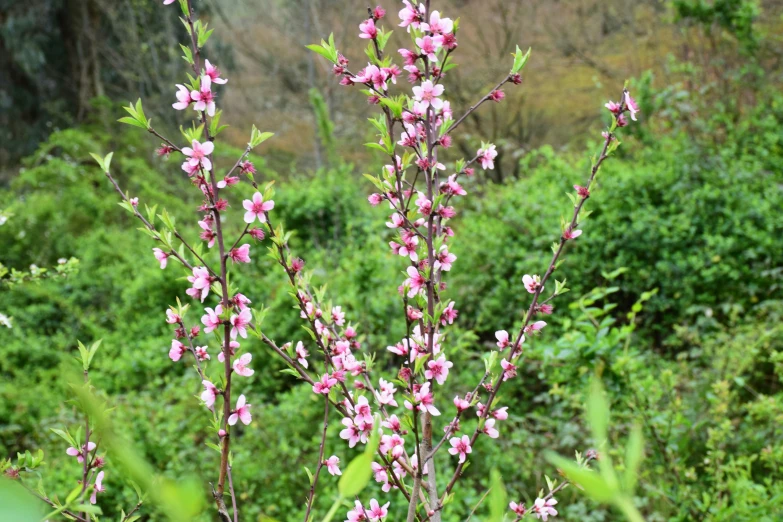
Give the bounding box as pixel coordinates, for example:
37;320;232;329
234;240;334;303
337;453;373;497
623;424;644;492
546;453;613;502
511;46;532;73
587;377;609;443
487;469;507;522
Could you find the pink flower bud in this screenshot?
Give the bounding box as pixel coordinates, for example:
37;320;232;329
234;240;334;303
489;90;505;102
249;227;265;241
510;73;523;85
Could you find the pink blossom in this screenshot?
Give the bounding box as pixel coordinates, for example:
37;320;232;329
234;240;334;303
434;246;456;271
406;382;440;416
617;113;628;127
191;76;216;117
153;248;169;269
169;339;186;361
493;407;509;420
605;101;621;115
233;353;254;376
249;227;265;240
229;244;251;263
368;193;384;206
501;358;517;381
66;442;96;463
367;499;389;521
404;266;427;297
496;330;511;349
563;227;582;240
425;354;453;385
441;174;466;196
448;435;472;463
242;192;275;223
324;455;341;476
204;59;227;84
166;309;180;324
233;293;251;310
172;84;192;110
509;501;527;516
533;497;558;521
313;373;338;395
412;80;445;109
331;306;345;326
525;320;547;333
182;139;214;172
523;274;542;293
426;10;453;34
359;18;378;39
201;380;218;408
376;378;398;407
380;433;405;459
441;300;458;325
218;341;239;363
295;341;309;368
382;414;402;432
574;184;590;198
398;0;423;30
230;308;252;339
346;500;367;522
624;91;639;121
89;471;105;505
354;395;373;424
198;218;216;248
340;417;365;448
201;305;223;333
454;395;470;412
478;143;498;170
483;418;500;438
407;306;423;321
195;345;210;361
415;35;443;62
228;394;252;426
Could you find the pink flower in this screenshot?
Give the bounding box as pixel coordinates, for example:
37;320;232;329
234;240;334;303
448;435;472;463
574;185;590;198
489;89;505;102
425;354;453;385
163;0;176;4
483;418;499;438
229;244;251;263
368;193;384;206
386;212;404;228
624;91;639;121
313;373;338;395
182;139;214;172
230;308;252;339
563;227;582;240
404;266;427;298
201;305;223;333
66;442;96;463
373;6;386;20
414;35;443;61
204;59;227;84
340;417;365;448
441;300;458;325
242;192;275;223
359;18;378;39
604;100;621;114
228;394;252;426
233;293;251;310
324;455;341;476
525;320;547;333
509;501;527;516
406;382;440;416
233;353;254;376
187;266;212;302
367;499;389;521
533;497;558;521
426;10;453;34
89;471;105;505
218;340;240;363
169;340;186;361
295;341;309;368
398;0;423;30
434;246;456;271
172;84;192;110
354;395;373;424
249;227;265;240
453;395;470;412
407;306;423;321
166;309;180;324
331;306;345;326
195;345;210;361
501;358;517;381
496;330;511;349
412;80;444;109
522;274;541;293
201;380;218;408
478;143;498;170
191;76;216;117
153;248;169;269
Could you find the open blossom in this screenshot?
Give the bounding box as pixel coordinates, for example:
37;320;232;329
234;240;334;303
448;435;472;463
218;340;240;363
66;442;96;463
404;266;427;297
523;274;542;293
201;305;223;333
295;341;309;368
405;382;440;415
340;417;367;448
359;18;378;39
195;345;210;361
501;358;517;381
605;100;622;114
331;306;345;326
434;245;456;271
324;455;341;476
313;373;338;395
563;227;583;240
478;143;498;169
454;395;470;412
153;248;169;269
243;192;275;223
230;308;252;339
166;309;180;324
367;499;389;521
415;35;443;62
496;330;511;349
233;353;254;376
412;80;444;109
624;91;639;121
89;471;105;505
354;395;373;424
483;418;500;438
398;0;424;30
204;59;227;84
509;501;527;516
425;10;453;34
172;84;192;110
229;244;251;263
228;394;252;426
525;320;547;333
533;497;558;521
201;380;218;408
441;300;458;325
182;139;214;172
425;354;453;385
169;339;186;361
191;75;216;116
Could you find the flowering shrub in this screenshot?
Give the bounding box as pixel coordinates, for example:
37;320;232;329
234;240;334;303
5;1;646;521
